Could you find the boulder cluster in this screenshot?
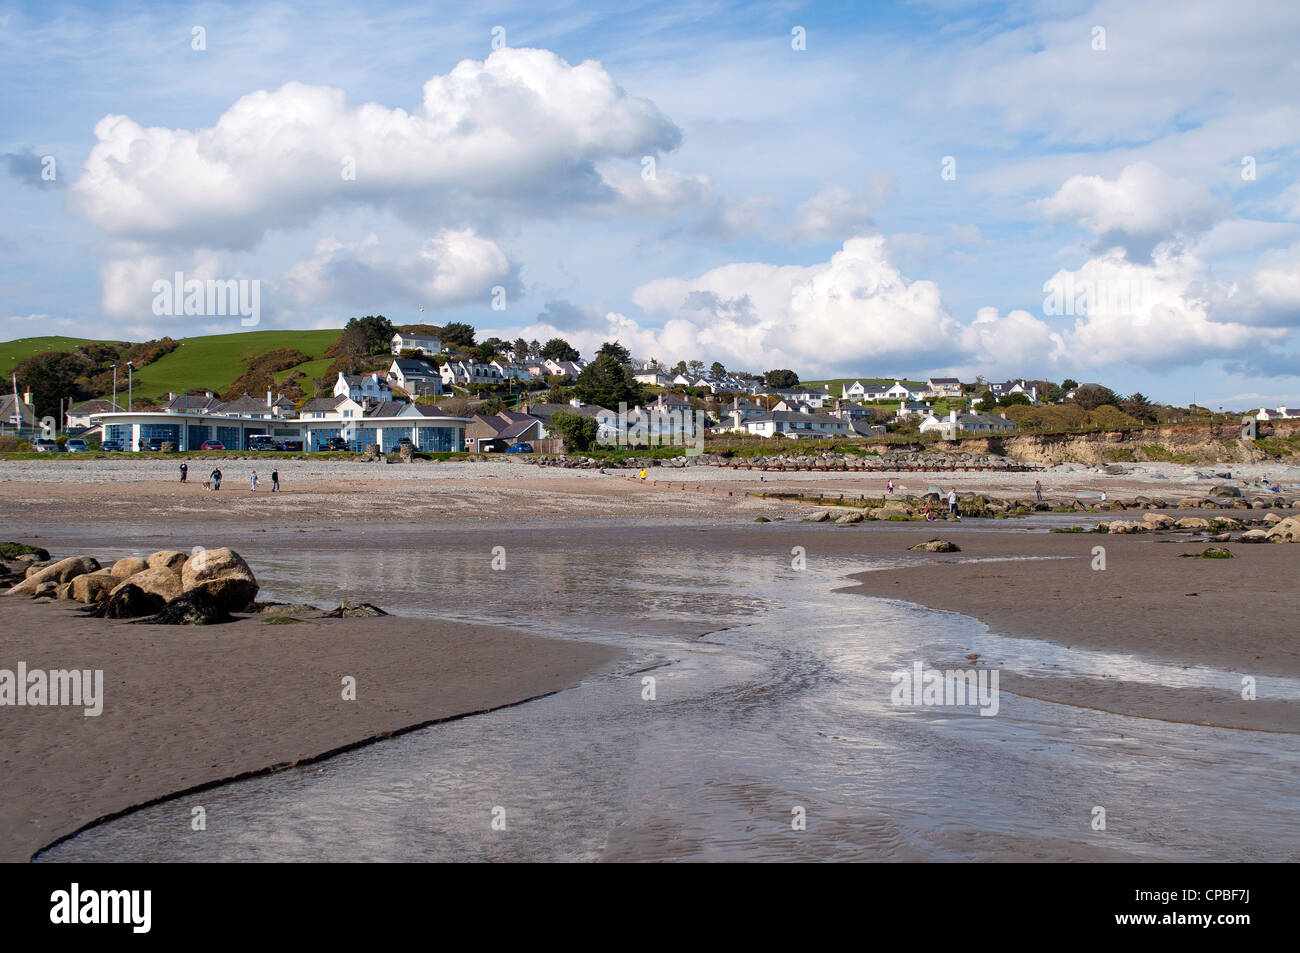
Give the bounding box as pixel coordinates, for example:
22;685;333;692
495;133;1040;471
518;451;1024;471
1100;514;1300;544
2;546;259;623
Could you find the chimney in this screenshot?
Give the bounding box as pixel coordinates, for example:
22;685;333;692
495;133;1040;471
949;410;957;423
267;389;272;407
169;391;175;400
22;388;32;406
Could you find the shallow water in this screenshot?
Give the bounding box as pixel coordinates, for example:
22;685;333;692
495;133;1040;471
35;525;1299;862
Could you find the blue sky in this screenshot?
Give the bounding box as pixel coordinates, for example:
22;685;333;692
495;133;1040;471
2;0;1299;410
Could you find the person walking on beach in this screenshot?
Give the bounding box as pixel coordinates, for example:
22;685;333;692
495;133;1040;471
271;469;279;493
948;488;959;518
179;461;188;483
886;479;894;495
209;467;222;491
1034;479;1042;502
250;470;259;492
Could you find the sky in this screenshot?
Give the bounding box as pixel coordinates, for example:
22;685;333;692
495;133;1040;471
2;0;1299;410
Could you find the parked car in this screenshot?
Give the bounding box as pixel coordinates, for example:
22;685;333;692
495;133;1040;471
65;439;89;452
323;437;348;451
32;438;62;453
99;439;124;452
247;435;277;451
279;440;303;451
200;439;225;451
505;442;534;453
144;437;167;452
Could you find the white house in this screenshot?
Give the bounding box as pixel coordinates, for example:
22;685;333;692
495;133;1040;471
391;332;441;356
440;361;506;388
387;359;443;396
1256;406;1299;421
635;370;672;387
745;410;852;439
334;371;393;404
542;358;586;378
919;409;1016;436
926;377;962;398
490;360;533;382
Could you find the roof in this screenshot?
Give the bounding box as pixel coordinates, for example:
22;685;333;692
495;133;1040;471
526;402;609;422
158;394;221;413
69;398;125;414
364;401;413;418
300;395;348;414
928;377;960;384
751;411;846;425
391;358;436;373
413;405;454;417
213;394;273;414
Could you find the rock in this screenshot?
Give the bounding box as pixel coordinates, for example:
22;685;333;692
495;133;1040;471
70;570;119;603
111;556;148;578
1210;484;1243;498
32;581;59;598
1265;516;1300;543
111;566;183;602
911;538;960;552
0;542;50;561
250;601;321;617
1174;517;1211;531
6;555;101;596
1107;520;1146;534
1238;529;1270;543
1142;513;1175;530
1207;532;1230;542
55;581;74;599
754;516;771;522
835;511;864;524
804;511;831;522
90;584;165;619
146;550;189;572
180;547;259;610
1263;513;1282;525
134;589;234;626
1181;547;1235;559
1177;498;1201;509
323;601;388;618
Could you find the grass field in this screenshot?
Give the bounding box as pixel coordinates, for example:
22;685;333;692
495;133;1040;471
1;329;343;400
130;329;341;396
0;336;108;377
801;377;928;393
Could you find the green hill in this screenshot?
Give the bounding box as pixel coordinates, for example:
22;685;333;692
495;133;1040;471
1;329;343;403
130;329;341;396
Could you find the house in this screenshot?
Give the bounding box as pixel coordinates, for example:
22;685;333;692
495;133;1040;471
1256;406;1299;421
542;358;587;378
334;371;393;404
489;360;533;382
439;361;506;388
926;377;962;398
634;370;672;387
67;398;125;429
391;332;441;356
0;391;37;432
299;395;362;420
894;400;934;419
768;387;830;408
388;358;443;396
919;410;1016;436
745;410;853;439
464;410;547;452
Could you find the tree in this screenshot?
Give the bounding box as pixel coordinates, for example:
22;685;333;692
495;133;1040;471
472;342;499;363
764;369;799;389
550;410;599;452
527;339;542;359
1120;392;1156;423
596;341;631;364
687;360;704;378
975;392;998;412
512;338;528;361
441;322;476;349
573;353;645;408
671;360;687;376
997;392;1033;408
710;361;726;380
1072;383;1119;411
540;337;580;362
1061;378;1080;391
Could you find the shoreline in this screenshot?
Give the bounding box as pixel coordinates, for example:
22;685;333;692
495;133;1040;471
0;598;622;863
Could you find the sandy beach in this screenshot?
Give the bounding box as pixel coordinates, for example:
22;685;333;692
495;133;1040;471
2;456;1297;861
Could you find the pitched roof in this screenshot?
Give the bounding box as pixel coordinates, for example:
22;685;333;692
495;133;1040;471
928;377;960;384
364;401;413;418
300;395;348;414
213;393;271;414
158;394;221;413
69;398;125;415
391;358;437;373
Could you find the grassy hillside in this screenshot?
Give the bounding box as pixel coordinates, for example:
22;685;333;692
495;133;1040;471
130;329;341;396
802;377;928;393
0;336;108;377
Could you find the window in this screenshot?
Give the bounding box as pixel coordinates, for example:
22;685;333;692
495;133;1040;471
140;424;180;447
381;426;410;450
186;425;211;448
216;426;240;449
103;424;126;446
417;426;455;452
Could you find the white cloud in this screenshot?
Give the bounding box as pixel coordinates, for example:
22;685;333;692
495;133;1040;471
71;48;683;249
1039;162;1224;259
790;180;894;243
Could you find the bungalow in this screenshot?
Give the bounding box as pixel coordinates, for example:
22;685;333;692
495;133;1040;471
542;358;587;378
745;410;852;439
67;398;124;430
634;370;672;387
464;410;547;452
388;358;443;396
391;332;441;356
894;400;934;419
334;371;393;404
919;409;1016;436
0;391;37;432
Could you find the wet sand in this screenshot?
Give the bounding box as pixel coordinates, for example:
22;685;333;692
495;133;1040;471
0;598;619;862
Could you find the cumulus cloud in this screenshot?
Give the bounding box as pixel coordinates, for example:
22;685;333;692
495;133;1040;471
71;47;683;249
1039;162;1224;260
790;176;896;243
278;229;514;310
